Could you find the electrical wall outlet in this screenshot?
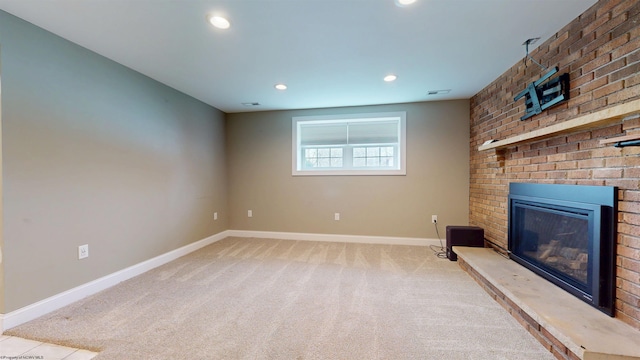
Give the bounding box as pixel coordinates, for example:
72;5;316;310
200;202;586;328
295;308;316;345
78;244;89;260
334;212;340;221
432;215;438;224
214;212;218;220
248;210;253;218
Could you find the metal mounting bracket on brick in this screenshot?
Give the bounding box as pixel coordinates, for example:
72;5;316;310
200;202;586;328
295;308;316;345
514;67;570;121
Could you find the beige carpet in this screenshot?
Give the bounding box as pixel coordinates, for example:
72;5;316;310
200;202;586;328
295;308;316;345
6;237;554;359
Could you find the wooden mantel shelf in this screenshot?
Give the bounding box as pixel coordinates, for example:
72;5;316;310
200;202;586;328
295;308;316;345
478;99;640;151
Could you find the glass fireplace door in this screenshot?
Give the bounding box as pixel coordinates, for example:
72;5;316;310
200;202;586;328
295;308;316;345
511;203;592;294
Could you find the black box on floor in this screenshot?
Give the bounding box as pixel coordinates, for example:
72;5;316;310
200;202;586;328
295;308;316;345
446;226;484;261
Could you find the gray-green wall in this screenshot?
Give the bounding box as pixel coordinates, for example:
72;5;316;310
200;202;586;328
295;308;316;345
0;10;228;312
226;100;470;238
0;9;471;316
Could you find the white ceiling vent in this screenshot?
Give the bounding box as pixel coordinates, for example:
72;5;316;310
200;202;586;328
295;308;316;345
427;89;451;95
241;102;261;107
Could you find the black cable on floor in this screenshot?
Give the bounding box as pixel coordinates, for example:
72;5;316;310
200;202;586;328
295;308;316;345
430;221;447;259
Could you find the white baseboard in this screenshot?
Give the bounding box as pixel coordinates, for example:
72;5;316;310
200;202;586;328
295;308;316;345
227;230;443;247
1;230;230;332
1;229;443;333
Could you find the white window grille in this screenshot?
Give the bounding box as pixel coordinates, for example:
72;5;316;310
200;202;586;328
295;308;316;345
292;112;406;176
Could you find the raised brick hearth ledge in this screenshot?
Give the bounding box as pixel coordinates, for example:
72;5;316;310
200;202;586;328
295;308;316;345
454;246;640;360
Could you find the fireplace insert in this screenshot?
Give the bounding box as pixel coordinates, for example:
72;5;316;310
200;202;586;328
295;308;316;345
508;183;617;316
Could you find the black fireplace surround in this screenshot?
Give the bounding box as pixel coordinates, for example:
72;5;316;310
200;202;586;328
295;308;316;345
508;183;617;316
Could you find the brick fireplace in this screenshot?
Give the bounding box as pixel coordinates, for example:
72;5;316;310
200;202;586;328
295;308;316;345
470;0;640;332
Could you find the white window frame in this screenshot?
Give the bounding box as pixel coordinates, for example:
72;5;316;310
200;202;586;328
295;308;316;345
292;111;407;176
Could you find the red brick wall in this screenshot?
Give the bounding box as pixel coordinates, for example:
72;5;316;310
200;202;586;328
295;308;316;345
469;0;640;329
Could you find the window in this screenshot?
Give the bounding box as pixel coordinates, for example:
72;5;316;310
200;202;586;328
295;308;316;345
292;112;406;176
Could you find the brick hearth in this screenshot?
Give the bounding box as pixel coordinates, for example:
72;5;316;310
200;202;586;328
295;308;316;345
455;246;640;360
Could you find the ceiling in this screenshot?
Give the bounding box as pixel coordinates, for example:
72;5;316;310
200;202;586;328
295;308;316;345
0;0;597;113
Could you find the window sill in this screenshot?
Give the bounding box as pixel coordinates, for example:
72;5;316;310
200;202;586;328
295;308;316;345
292;169;406;176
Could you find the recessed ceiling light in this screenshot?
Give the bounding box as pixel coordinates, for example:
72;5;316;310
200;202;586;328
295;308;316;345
206;14;230;29
274;84;287;90
395;0;417;7
384;74;397;82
